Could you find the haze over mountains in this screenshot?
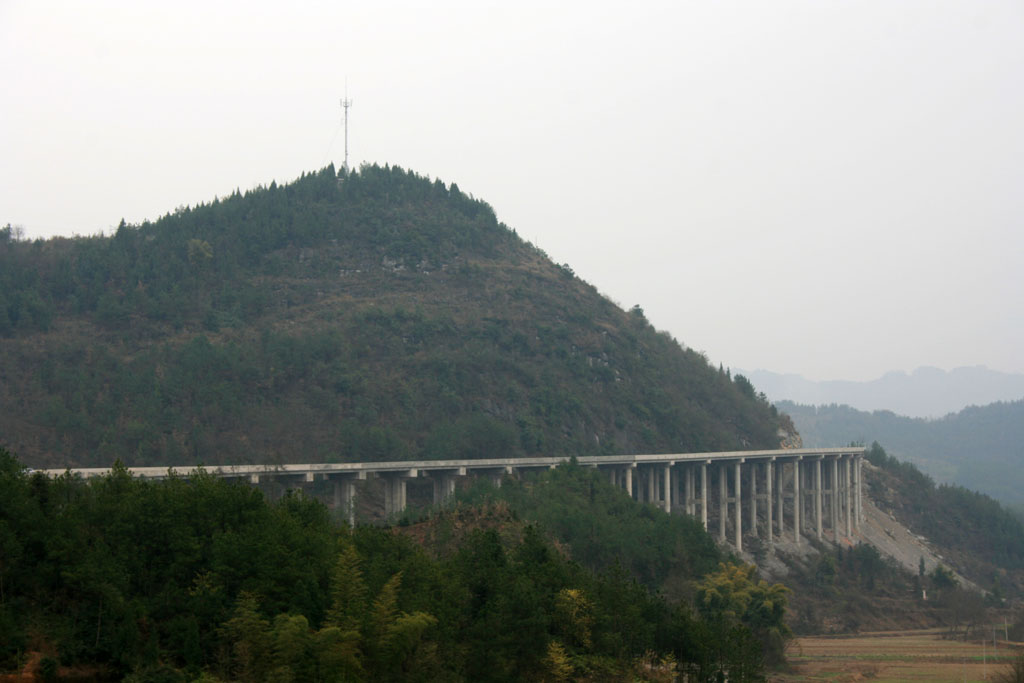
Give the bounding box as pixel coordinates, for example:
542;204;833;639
743;366;1024;418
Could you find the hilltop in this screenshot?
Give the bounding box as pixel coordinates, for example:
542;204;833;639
0;165;786;468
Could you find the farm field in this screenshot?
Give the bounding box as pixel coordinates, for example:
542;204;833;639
776;629;1022;682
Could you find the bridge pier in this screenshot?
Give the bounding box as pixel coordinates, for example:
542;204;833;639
794;458;802;544
700;462;708;530
829;458;838;539
431;467;463;505
748;460;756;537
382;469;418;518
734;460;743;552
671;464;679;511
663;463;672;513
851;456;860;528
811;456;819;540
718;462;727;542
765;459;774;545
331;473;364;527
775;462;783;539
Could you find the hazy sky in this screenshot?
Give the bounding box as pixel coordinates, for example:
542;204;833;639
3;1;1022;382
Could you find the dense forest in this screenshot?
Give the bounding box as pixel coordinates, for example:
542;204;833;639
782;400;1024;504
0;165;786;469
0;448;788;682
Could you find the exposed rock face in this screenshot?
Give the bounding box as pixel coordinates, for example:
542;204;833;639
778;426;803;449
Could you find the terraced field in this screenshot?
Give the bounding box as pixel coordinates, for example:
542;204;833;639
778;629;1022;682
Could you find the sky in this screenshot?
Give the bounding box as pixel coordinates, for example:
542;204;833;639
2;1;1022;382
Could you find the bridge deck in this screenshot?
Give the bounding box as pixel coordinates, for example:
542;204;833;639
38;447;863;480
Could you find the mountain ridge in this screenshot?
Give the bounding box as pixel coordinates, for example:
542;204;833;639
743;365;1024;418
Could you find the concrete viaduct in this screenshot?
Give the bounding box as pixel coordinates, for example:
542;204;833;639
42;447;864;552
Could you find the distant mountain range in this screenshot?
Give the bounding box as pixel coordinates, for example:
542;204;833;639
743;366;1024;418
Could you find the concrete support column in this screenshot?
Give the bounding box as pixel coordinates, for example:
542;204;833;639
675;464;684;511
794;460;801;544
648;466;657;505
766;460;774;545
663;463;672;513
491;465;512;488
776;462;784;539
626;466;635;499
432;474;457;505
333;479;356;527
347;479;358;527
815;459;823;541
734;460;743;552
719;463;727;542
383;477;393;517
748;461;757;535
672;465;682;511
830;459;839;536
701;462;708;531
855;457;863;527
383;476;407;518
609;468;616;487
845;457;852;538
685;466;694;516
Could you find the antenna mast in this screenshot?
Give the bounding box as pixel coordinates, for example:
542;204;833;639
340;88;352;174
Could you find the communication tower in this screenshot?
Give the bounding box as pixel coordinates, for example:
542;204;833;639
340;91;353;174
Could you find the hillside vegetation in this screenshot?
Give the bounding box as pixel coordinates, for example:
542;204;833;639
0;448;785;682
782;400;1024;504
862;442;1024;590
1;165;784;468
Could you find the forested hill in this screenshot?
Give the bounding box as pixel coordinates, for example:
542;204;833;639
0;165;786;468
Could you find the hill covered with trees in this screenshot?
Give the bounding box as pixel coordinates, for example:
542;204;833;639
1;165;785;468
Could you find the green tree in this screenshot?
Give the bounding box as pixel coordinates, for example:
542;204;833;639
325;542;367;633
697;563;790;668
268;614;313;682
221;592;271;683
930;564;959;592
